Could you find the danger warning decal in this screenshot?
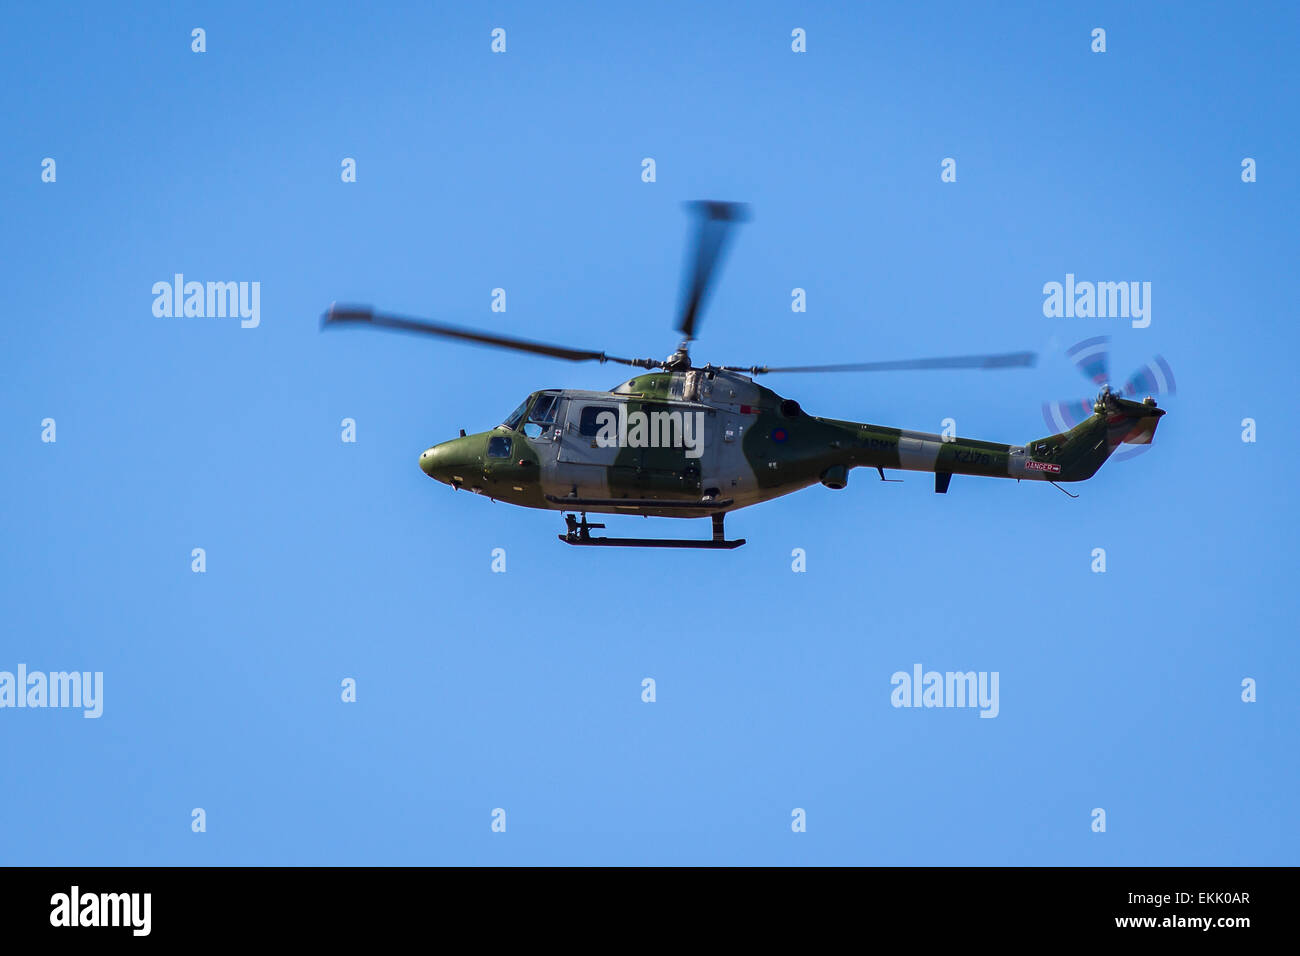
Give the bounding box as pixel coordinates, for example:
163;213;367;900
1025;460;1062;474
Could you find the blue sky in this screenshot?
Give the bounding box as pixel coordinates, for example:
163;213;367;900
1;1;1297;865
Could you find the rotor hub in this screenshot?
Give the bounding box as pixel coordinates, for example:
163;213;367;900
663;343;693;371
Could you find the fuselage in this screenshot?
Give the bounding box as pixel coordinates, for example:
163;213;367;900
416;369;1137;518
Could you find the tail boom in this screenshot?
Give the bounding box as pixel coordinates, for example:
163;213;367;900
823;391;1164;488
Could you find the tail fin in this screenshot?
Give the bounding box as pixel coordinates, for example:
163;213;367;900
1027;389;1165;481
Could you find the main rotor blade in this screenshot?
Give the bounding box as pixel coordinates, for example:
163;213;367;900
322;304;657;368
676;201;750;342
726;352;1037;375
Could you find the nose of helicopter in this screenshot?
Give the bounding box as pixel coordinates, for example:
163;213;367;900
419;438;471;485
418;445;437;477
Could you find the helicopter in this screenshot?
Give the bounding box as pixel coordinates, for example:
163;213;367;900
323;201;1165;549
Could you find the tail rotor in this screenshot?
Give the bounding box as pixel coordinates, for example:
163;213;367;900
1042;337;1175;462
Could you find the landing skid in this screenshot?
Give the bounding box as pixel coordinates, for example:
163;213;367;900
558;512;746;550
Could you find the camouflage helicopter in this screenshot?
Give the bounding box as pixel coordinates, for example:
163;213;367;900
323;201;1165;549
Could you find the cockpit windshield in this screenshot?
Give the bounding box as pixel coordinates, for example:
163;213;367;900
503;397;530;431
503;392;562;432
521;392;560;438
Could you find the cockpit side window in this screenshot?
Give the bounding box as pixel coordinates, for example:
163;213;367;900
529;393;558;425
579;405;617;437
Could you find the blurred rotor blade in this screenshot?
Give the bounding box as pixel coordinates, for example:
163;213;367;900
726;352;1037;375
1066;335;1111;387
676;201;750;342
1042;397;1095;434
321;304;657;368
1120;354;1176;398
